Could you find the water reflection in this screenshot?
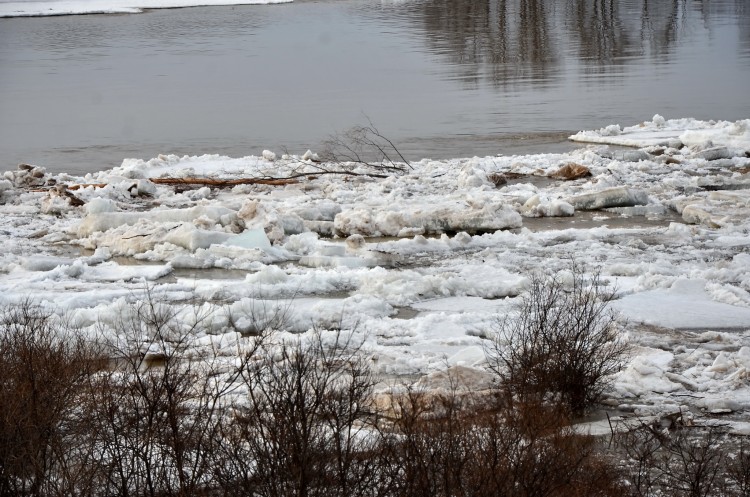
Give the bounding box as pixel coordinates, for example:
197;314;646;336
399;0;563;88
566;0;632;68
734;1;750;56
373;0;750;87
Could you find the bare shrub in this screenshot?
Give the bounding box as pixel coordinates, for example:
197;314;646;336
379;377;625;497
614;422;737;497
320;119;411;174
219;328;381;497
661;427;726;497
727;439;750;496
0;301;102;497
379;383;475;497
486;264;629;415
616;421;667;497
87;293;231;497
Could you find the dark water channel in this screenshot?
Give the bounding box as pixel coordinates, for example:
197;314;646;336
1;0;749;174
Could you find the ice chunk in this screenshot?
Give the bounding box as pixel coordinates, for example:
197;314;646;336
694;147;737;161
85;197;117;215
566;187;648;210
77;205;237;236
334;203;522;237
165;225;234;251
571;118;750;150
301;150;319;161
707;352;732;373
616;349;680;395
298;255;379;268
682;204;725;228
415;365;494;390
221;228;272;250
698;397;742;413
613;279;750;329
522;195;574;217
736;348;750;369
601;124;622;136
345;234;366;250
21;256;74;271
262;150;276;161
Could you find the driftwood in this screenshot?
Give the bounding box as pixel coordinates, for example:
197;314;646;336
147;169;390;189
31;168;390;195
149;177;299;187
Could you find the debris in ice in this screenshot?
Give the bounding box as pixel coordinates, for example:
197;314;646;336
548;163;591;180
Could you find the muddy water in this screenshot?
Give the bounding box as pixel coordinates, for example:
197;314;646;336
1;0;749;174
520;210;684;233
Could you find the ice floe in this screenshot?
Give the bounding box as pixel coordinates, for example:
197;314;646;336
0;0;291;17
2;116;750;423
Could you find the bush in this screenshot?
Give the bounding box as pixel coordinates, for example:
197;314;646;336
220;328;381;497
87;293;230;497
0;293;634;497
380;378;625;497
0;301;102;497
486;264;629;415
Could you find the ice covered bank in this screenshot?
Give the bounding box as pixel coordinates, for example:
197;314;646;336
1;116;750;421
0;0;291;18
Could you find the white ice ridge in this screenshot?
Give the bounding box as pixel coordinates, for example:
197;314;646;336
0;0;291;17
571;114;750;152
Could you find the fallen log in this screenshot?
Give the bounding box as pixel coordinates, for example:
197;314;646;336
147;168;389;188
148;177;299;187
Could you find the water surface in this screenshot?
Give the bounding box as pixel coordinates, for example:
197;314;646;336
0;0;748;174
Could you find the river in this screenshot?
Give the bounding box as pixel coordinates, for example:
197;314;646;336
1;0;749;174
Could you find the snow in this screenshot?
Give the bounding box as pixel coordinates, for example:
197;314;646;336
613;279;750;329
0;0;291;17
2;116;750;425
571;115;750;153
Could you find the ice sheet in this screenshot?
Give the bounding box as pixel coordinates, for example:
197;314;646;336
0;0;291;17
2;116;750;421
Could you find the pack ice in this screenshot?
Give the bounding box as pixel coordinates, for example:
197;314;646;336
1;115;750;423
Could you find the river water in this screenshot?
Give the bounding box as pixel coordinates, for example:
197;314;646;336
1;0;749;174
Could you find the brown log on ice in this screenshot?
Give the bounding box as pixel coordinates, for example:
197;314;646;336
148;177;299;187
